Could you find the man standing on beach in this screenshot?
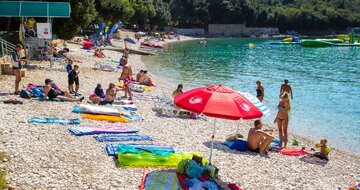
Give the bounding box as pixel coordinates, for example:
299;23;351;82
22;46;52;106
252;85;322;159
11;44;25;94
120;58;133;100
280;79;293;99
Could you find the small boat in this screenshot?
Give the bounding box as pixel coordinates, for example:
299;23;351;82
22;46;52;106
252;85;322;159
301;40;334;47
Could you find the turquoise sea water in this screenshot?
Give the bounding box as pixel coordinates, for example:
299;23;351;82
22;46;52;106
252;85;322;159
143;38;360;153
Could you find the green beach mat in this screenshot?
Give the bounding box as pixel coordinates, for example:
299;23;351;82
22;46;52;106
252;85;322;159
117;152;204;168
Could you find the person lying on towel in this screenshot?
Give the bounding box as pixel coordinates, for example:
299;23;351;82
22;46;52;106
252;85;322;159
43;78;84;102
247;120;274;154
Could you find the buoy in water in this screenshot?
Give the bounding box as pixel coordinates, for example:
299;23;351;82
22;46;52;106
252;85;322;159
249;43;254;48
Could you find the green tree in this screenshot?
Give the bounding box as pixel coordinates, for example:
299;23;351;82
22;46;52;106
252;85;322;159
53;0;97;40
150;0;172;29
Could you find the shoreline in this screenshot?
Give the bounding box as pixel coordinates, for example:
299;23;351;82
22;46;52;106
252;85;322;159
0;35;359;189
141;38;359;156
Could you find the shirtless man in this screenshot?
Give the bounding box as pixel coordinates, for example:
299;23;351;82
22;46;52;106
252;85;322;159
138;70;153;85
280;79;293;99
247;120;274;154
119;58;132;100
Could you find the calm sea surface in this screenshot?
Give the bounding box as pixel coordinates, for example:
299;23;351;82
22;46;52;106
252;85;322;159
142;38;360;153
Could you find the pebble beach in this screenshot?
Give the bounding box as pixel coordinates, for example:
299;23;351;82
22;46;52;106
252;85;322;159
0;35;359;190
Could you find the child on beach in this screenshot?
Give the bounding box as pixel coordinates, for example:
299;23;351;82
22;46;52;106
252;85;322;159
89;84;105;104
68;65;80;96
66;59;73;73
314;139;331;160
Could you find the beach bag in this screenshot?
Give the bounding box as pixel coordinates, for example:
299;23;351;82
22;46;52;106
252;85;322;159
20;90;32;99
177;158;190;174
185;160;205;179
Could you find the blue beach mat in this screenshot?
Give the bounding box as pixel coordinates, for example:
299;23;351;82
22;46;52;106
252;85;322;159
105;144;175;156
68;126;138;136
94;134;152;142
28;117;80;125
223;140;248;152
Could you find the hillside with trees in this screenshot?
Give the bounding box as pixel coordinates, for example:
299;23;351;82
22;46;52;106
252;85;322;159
1;0;359;39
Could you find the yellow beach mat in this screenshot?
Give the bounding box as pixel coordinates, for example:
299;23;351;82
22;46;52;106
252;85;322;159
82;114;130;123
118;152;205;168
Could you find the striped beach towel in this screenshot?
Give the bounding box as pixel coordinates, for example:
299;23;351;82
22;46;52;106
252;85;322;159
238;91;270;116
68;126;138;136
94;134;152;142
145;171;180;190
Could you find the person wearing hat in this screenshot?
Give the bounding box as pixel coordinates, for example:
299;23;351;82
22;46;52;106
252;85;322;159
43;79;84;102
11;44;26;94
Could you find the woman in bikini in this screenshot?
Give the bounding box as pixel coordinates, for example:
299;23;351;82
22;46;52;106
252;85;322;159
276;92;291;147
256;80;264;102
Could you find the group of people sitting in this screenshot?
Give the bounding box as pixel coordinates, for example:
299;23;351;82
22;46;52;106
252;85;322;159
89;83;129;105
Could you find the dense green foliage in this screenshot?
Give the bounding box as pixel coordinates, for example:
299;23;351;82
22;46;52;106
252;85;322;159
53;0;97;40
50;0;360;38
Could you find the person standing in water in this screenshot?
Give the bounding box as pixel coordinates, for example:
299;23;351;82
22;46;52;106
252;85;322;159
256;80;264;102
276;92;291;147
280;79;293;99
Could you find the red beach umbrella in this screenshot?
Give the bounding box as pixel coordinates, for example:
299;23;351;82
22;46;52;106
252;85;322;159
174;84;263;163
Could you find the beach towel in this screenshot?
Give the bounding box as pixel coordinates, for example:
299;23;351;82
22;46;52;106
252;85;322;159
223;140;248;152
68;126;138;136
279;148;308;156
106;144;175;156
116;144;174;156
82;113;129;123
112;104;137;111
28;117;80;125
118;152;204;168
299;155;328;166
132;94;163;102
75;104;121;116
144;171;180;190
94;134;152;142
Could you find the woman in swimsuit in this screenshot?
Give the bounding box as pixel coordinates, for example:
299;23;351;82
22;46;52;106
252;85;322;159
276;92;290;147
101;83;130;105
256;80;264;102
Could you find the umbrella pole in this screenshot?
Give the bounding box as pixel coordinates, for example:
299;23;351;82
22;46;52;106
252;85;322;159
209;118;217;164
236;118;242;134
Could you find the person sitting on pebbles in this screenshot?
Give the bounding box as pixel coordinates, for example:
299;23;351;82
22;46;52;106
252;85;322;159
247;120;274;154
314;139;331;160
172;84;183;98
43;79;84;102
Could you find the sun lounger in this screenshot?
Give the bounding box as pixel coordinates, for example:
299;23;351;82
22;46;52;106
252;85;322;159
68;126;138;136
94;134;152;142
28;117;80;125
